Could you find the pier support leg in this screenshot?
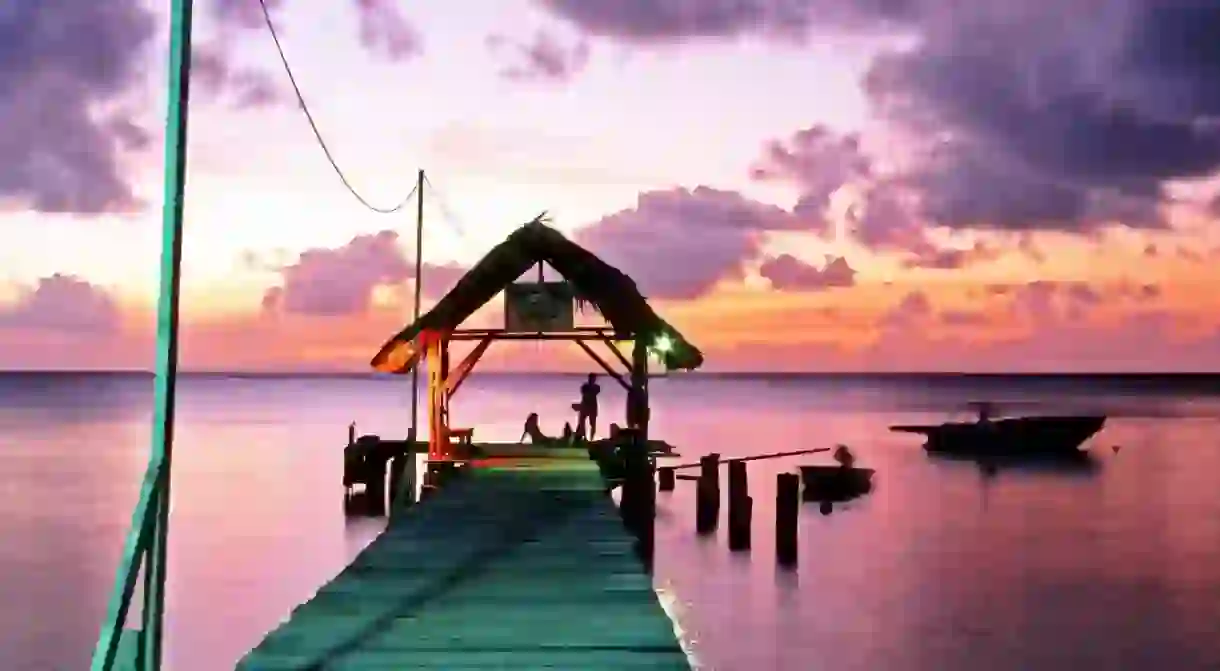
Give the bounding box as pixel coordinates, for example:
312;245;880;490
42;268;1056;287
775;472;800;568
628;337;650;440
695;453;720;534
389;430;418;513
657;466;675;492
619;439;655;572
367;458;388;517
727;461;751;551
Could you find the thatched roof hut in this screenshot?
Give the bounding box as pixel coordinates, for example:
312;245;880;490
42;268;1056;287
371;215;704;373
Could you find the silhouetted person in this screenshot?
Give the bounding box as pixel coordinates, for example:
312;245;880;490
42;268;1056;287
833;444;855;469
577;373;601;440
520;412;552;444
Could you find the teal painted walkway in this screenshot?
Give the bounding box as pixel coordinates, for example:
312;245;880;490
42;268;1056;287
238;460;689;670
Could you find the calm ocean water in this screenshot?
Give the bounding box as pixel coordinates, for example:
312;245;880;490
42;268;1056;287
4;372;1220;670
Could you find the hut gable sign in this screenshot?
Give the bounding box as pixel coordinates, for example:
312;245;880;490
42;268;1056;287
504;281;574;331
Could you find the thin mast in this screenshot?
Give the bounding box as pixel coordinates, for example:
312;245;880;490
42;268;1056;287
410;169;424;437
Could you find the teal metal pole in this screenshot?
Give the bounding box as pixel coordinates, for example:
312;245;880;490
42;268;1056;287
142;0;195;664
89;0;194;668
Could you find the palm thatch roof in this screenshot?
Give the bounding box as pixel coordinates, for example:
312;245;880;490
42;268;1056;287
371;215;703;373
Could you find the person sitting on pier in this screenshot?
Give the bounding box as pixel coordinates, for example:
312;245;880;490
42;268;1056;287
520;413;577;446
520;412;550;444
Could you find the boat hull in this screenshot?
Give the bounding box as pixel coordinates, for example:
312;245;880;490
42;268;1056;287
891;415;1106;457
798;466;874;502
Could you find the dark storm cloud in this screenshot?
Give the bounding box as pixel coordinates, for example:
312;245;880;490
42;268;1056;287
0;1;156;214
863;0;1220;231
542;0;1220;234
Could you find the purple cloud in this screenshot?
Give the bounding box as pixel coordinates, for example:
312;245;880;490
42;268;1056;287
354;0;423;61
487;31;590;83
751;125;872;230
260;231;467;317
575;186;802;300
0;1;155;215
541;0;1220;234
533;0;918;44
863;0;1220;231
0;274;122;333
760;254;856;291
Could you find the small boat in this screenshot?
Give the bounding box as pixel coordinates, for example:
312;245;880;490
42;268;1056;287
890;402;1105;457
798;465;874;502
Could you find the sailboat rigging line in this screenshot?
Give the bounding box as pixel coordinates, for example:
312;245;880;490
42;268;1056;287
256;0;416;214
422;174;471;241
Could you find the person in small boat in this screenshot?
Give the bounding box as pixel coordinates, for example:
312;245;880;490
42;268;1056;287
833;444;856;469
576;373;602;440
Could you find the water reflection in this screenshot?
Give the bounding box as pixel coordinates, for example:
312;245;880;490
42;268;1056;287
7;374;1220;670
928;450;1105;480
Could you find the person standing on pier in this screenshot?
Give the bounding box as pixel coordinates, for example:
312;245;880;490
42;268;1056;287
577;373;601;440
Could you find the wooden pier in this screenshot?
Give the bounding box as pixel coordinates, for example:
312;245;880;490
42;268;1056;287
239;452;690;670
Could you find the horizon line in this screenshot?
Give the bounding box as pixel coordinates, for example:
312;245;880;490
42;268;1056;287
2;370;1220;377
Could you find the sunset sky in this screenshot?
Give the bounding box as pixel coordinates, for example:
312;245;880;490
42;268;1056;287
4;0;1220;372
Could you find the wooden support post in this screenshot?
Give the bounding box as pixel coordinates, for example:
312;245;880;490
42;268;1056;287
727;461;750;550
445;337;492;398
390;430;418;513
776;472;800;568
366;458;388;517
618;439;655;572
657;466;675;492
695;453;720;534
728;460;748;500
628;337;650;440
424;331;449;465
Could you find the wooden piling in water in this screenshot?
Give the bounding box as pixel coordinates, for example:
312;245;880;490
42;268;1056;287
728;495;752;551
775;472;800;567
727;460;750;551
366;458;388;516
695;453;721;534
728;460;748;501
657;466;675;491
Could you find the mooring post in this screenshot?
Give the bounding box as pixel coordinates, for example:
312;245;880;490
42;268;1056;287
618;437;655;571
775;472;800;567
389;431;418;514
727;460;750;551
729;496;752;551
366;458;388;517
388;455;406;507
347;422;356;446
695;453;721;534
657;466;675;491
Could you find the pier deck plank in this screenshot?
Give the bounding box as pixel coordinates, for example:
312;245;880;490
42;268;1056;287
238;459;688;670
